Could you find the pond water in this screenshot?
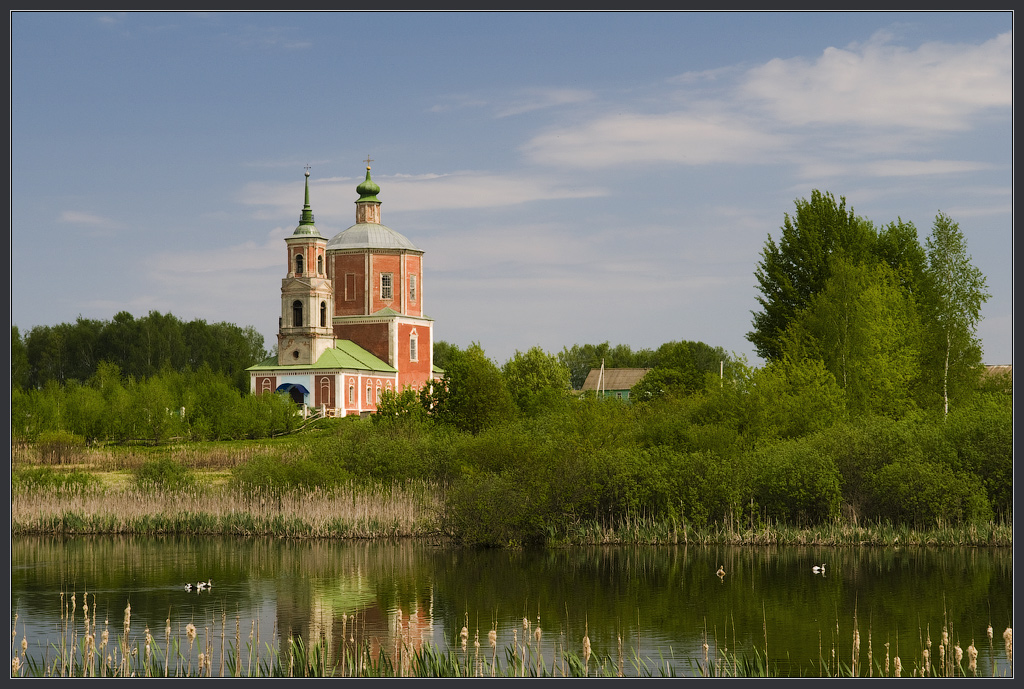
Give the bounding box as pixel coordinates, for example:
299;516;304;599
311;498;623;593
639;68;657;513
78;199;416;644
10;535;1013;677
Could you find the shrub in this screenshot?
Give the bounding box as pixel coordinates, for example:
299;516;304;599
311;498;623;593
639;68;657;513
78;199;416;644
35;430;87;465
12;466;100;491
133;456;196;491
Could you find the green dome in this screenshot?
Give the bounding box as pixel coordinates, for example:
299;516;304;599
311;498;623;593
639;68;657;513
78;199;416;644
355;167;381;203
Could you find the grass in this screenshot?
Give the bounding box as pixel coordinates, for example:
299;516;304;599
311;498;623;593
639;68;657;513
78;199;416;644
10;596;1013;678
11;481;443;538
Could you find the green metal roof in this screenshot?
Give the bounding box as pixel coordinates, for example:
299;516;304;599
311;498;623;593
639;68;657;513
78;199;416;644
246;340;396;373
355;166;381;203
292;169;322;237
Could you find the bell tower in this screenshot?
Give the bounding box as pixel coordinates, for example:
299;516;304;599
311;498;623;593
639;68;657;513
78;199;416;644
277;168;335;365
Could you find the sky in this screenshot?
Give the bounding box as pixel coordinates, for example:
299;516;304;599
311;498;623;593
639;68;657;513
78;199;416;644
10;11;1013;369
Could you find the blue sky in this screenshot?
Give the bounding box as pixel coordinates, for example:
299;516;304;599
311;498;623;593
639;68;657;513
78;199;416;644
10;11;1013;368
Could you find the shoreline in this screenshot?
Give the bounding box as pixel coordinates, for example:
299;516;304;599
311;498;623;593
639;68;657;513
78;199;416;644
11;483;1012;547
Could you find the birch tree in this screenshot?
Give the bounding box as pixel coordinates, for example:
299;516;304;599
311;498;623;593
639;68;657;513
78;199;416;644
923;212;990;416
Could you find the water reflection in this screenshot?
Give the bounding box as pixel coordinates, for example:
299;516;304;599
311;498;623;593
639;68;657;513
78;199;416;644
10;536;1013;677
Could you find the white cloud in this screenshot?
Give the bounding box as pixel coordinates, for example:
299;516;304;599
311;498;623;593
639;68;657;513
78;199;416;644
430;88;593;117
238;171;608;220
522;111;788;168
740;31;1011;130
59;211;113;226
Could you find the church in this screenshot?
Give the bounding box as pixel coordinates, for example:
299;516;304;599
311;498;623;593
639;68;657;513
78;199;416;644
247;163;441;416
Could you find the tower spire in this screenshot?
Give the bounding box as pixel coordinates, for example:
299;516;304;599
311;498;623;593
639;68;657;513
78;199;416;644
299;167;314;226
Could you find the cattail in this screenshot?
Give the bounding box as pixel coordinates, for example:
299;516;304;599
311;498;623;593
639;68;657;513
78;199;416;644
123;602;131;634
923;648;930;674
884;642;890;676
11;656;20;675
186;623;197;645
535;625;542;644
460;626;468;650
20;637;27;654
11;613;17;643
102;629;109;647
1003;627;1012;666
954;644;963;666
894;655;902;677
988;625;994;641
488;630;496;649
968;643;978;675
583;633;592;668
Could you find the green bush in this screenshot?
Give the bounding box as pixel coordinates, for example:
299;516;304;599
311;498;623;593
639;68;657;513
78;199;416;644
133;456;196;491
442;471;548;547
868;461;993;526
12;466;100;491
35;430;87;465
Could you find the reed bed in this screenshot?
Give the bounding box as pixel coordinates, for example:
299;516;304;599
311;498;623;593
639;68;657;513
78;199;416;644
9;596;1012;678
549;514;1013;548
11;482;442;539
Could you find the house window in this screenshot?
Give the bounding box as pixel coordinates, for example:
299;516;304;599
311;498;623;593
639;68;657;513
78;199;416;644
317;255;323;274
410;330;418;361
366;385;371;403
320;301;326;327
345;273;356;301
380;273;393;300
348;385;354;403
320;376;330;406
292;300;303;327
376;385;381;402
295;253;304;275
409;275;417;303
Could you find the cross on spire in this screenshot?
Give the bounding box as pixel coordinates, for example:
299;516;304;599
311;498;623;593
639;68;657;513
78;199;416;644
364;155;374;168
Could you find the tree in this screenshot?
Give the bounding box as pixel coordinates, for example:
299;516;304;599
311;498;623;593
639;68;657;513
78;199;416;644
432;340;460;373
424;343;515;434
11;326;30;390
501;346;571;414
921;212;990;417
781;255;921;418
748;190;876;362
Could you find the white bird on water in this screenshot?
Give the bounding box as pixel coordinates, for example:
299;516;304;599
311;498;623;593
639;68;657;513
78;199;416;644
196;579;211;591
812;564;826;574
184;583;193;592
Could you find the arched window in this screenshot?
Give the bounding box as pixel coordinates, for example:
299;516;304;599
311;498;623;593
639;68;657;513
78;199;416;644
317;255;323;274
366;385;371;403
319;376;330;406
409;329;418;361
348;385;354;404
295;253;304;275
320;301;326;327
292;300;303;327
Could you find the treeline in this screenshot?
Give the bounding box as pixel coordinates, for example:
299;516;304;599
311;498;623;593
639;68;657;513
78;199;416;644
11;310;267;393
11;363;299;444
225;339;1011;545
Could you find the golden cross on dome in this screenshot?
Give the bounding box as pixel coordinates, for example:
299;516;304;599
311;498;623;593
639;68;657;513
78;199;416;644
364;155;374;168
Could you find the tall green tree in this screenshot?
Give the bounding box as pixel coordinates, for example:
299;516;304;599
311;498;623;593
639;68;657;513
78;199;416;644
424;343;515;434
747;190;876;362
921;212;990;416
782;255;921;418
501;346;571;415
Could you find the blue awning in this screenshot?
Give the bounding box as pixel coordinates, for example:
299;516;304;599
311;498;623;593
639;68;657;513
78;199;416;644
275;383;309;394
